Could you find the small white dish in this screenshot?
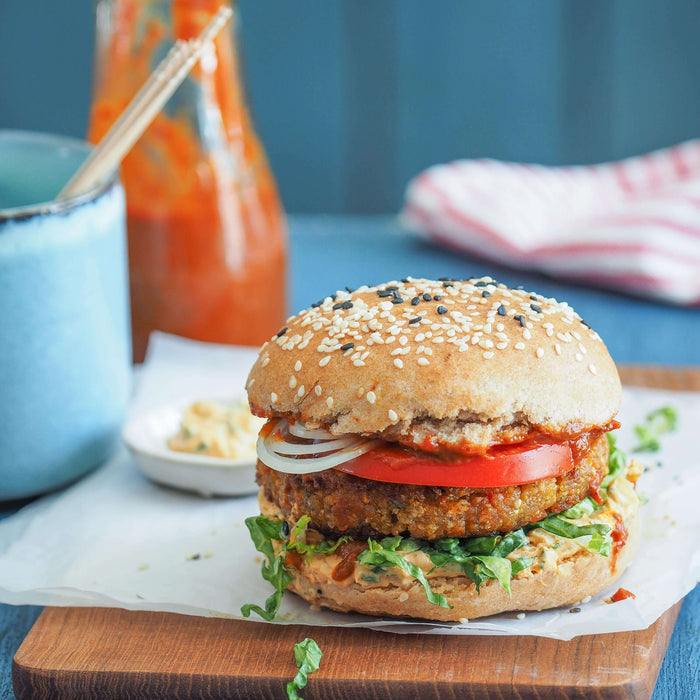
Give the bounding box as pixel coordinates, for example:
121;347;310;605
122;398;259;497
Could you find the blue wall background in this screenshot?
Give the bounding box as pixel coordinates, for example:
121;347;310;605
2;1;700;213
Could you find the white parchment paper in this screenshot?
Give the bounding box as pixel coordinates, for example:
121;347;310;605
0;333;698;640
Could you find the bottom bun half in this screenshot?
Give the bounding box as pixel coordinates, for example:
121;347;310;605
262;474;641;622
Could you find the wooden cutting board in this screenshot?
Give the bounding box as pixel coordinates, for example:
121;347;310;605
12;366;700;700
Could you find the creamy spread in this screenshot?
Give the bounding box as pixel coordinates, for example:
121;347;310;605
168;400;264;459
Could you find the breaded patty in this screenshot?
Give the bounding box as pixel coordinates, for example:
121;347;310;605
256;432;609;540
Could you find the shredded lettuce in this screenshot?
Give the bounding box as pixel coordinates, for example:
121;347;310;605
241;515;347;621
357;539;451;608
286;637;322;700
633;405;678;452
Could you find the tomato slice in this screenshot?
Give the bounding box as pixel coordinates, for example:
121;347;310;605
334;440;574;488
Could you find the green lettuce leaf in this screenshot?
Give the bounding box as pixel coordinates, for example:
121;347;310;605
357;540;451;609
286;637;322;700
241;516;293;621
633;405;678;452
241;515;348;621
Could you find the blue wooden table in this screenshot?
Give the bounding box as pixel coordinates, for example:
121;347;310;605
1;216;698;699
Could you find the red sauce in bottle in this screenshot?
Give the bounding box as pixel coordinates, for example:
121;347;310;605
88;0;287;361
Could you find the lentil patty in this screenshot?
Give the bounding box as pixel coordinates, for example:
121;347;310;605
256;433;609;540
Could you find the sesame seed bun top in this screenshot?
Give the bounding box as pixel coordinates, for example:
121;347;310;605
246;277;621;451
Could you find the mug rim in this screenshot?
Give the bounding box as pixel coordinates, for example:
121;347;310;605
0;129;119;223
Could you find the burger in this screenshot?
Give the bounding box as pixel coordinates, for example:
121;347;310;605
241;277;641;622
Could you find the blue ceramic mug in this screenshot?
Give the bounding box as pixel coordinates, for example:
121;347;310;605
0;130;131;500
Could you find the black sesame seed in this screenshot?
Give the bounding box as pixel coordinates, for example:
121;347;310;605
333;300;353;310
482;291;491;298
281;521;290;537
391;297;404;305
569;607;581;614
422;293;432;301
311;301;322;308
385;286;399;292
340;342;355;351
317;588;323;595
377;289;394;298
409;317;421;324
530;303;542;313
497;304;506;316
345;286;356;293
411;296;420;305
514;314;525;327
442;281;454;288
330;293;337;301
401;278;411;284
437;305;448;315
434;295;443;301
580;319;592;329
276;327;288;337
474;281;487;287
530;295;538;301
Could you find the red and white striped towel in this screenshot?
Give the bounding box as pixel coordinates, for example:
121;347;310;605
401;141;700;305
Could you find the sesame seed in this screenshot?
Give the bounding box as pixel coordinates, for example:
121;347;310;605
483;351;494;359
270;392;278;403
588;364;597;375
388;409;398;422
437;305;448;315
536;347;544;358
554;344;562;355
326;397;334;408
366;391;376;404
399;335;408;346
289;376;297;388
578;343;587;354
294;360;302;372
523;329;532;340
297;386;305;397
575;353;583;362
315;385;322;396
432;337;445;343
496;341;508;350
261;357;270;367
319;356;330;367
394;358;404;368
417;357;429;366
415;333;426;342
515;342;525;350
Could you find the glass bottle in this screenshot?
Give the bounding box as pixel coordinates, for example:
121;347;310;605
89;0;287;362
